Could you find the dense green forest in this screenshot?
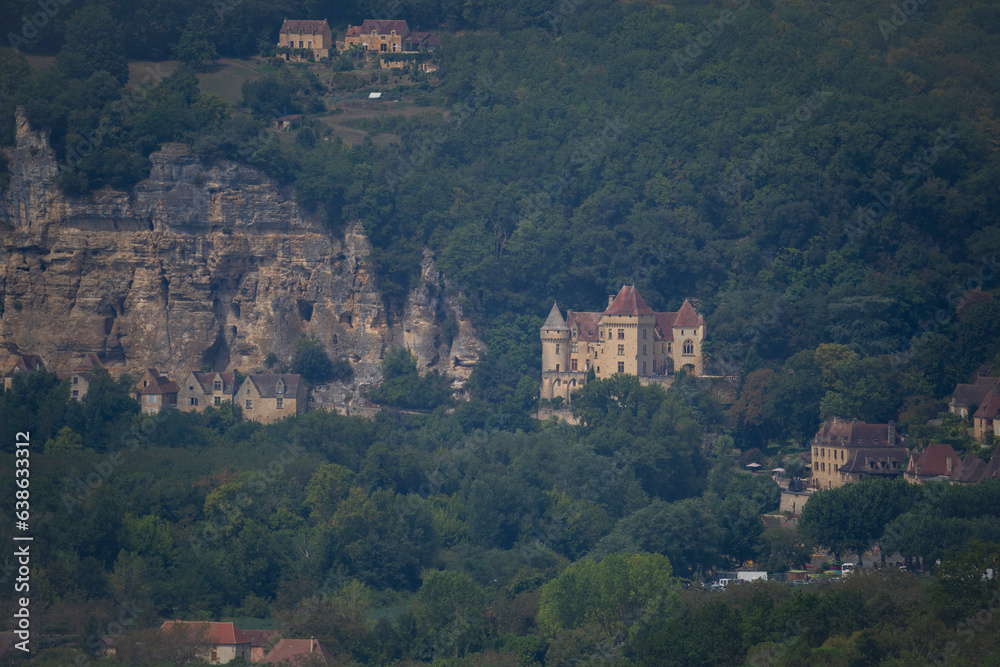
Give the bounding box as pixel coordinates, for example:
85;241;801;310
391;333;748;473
5;0;1000;663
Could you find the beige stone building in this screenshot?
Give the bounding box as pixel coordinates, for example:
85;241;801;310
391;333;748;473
55;353;107;401
158;621;250;664
177;371;238;411
135;368;178;415
1;354;45;390
974;388;1000;441
277;19;333;61
540;285;705;403
343;19;410;53
810;419;906;489
237;373;307;424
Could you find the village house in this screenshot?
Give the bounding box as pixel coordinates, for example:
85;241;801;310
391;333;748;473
1;353;45;389
949;377;1000;417
236;373;307;424
277;19;333;61
904;443;962;484
177;371;238;412
272;114;303;131
55;353;108;401
135;368;179;415
241;630;278;663
540;285;705;403
810;419;906;489
973;388;1000;441
159;621;251;664
261;638;336;665
343;19;410;52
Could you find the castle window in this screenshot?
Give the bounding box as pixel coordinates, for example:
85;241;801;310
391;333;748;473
572;343;578;353
571;359;577;371
821;463;825;471
556;344;560;354
683;340;694;355
618;362;624;373
276;397;284;410
600;329;604;338
643;361;647;374
667;343;671;353
643;328;647;339
617;345;624;356
556;364;560;372
618;329;624;339
642;344;647;355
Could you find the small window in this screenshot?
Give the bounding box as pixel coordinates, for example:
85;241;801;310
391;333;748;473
617;362;625;373
246;399;252;409
298;40;303;48
683;340;694;355
190;397;198;406
643;328;647;339
571;359;578;371
308;40;312;47
572;343;578;353
555;364;560;372
556;344;560;354
72;389;79;398
618;345;624;356
214;380;222;391
643;361;647;374
72;376;78;385
148;395;154;403
214;396;221;406
276;397;284;410
600;329;604;338
642;344;647;355
618;329;625;339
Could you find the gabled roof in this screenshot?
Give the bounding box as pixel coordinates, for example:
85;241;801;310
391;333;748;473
567;312;601;341
160;621;249;646
279;19;331;35
951;455;985;483
839;447;909;475
654;313;677;341
813;420;900;447
673;299;703;327
242;629;278;648
542;302;569;331
140;380;179;396
190;371;238;394
603;286;655;316
262;638;335;665
1;354;46;377
907;443;960;478
359;19;409;35
975;389;1000;420
951;383;996;408
246;374;302;398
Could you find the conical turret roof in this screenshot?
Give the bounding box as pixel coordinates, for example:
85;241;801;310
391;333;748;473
542;302;569;330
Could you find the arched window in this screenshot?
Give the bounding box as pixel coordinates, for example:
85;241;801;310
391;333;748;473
683;340;694;355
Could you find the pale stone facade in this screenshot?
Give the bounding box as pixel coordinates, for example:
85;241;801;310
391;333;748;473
540;286;705;403
237;373;307;424
810;419;905;489
177;371;238;412
278;19;333;61
343;19;409;53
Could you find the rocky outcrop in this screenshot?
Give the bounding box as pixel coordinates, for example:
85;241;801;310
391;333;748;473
0;109;482;387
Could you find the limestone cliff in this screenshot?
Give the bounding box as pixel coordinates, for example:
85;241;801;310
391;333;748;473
0;109;483;388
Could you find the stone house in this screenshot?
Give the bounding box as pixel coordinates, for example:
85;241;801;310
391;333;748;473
241;630;277;663
278;19;333;61
159;621;251;664
974;388;1000;440
55;353;107;401
343;19;410;53
237;373;307;424
177;371;238;411
949;377;1000;417
135;368;178;415
904;443;961;484
1;353;46;390
540;285;705;403
810;419;905;489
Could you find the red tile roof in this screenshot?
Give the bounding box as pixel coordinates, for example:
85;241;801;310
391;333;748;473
907;443;960;478
975;389;1000;420
951;455;985;483
952;383;996;408
262;638;335;665
654;312;677;341
673;299;703;327
359;19;409;35
279;19;331;35
567;312;602;341
813;420;900;447
242;629;278;648
160;621;249;646
604;286;655;316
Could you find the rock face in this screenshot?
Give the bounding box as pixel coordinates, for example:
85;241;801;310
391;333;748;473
0;108;482;388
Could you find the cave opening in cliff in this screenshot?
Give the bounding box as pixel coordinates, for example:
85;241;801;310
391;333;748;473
339;313;353;327
297;300;314;322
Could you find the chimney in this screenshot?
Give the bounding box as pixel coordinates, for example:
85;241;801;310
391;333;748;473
888;421;895;446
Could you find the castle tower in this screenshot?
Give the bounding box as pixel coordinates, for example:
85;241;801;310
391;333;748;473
671;299;705;376
540;302;570;400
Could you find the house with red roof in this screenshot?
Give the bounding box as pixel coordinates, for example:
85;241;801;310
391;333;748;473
904;443;961;484
540;285;705;402
278;19;333;61
159;621;251;664
1;353;46;390
261;638;336;665
135;368;179;414
242;629;278;662
810;418;905;489
974;388;1000;441
949;377;1000;418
